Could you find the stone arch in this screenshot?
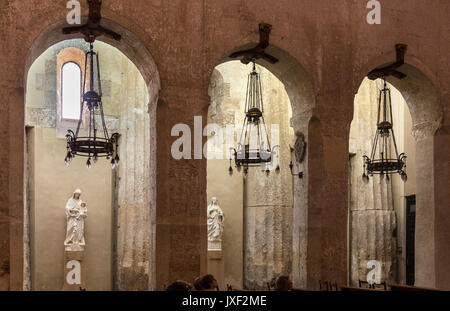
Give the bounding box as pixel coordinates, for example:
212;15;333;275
210;43;317;288
355;57;441;136
214;43;316;121
25;18;160;103
22;18;161;290
353;59;445;288
385;64;441;138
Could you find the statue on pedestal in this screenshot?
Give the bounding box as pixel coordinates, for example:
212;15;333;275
207;197;224;250
64;189;87;251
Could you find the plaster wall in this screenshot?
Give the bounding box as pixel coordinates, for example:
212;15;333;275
28;127;113;290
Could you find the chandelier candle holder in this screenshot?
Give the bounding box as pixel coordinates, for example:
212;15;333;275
362;77;407;182
228;23;282;177
228;61;280;177
65;42;120;169
62;0;121;170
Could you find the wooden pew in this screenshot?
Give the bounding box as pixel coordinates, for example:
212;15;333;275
389;284;441;292
226;284;310;292
226;284;247;291
291;287;311;292
340;286;386;292
319;280;339;291
359;280;388;290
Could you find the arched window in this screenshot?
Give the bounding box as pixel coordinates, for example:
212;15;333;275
61;62;81;120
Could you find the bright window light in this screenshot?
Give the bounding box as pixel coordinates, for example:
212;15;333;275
62;62;81;120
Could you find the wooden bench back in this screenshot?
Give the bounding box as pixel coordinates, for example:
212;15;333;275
389;284;440;291
359;280;387;290
319;280;339;291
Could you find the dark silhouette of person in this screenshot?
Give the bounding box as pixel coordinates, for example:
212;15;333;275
275;275;293;291
166;280;192;291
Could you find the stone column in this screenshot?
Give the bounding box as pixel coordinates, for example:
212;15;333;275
349;174;397;285
243;69;293;290
304;108;352;290
291;111;311;289
243;190;293;289
115;60;152;290
413;121;443;288
349;79;398;285
0;86;25;290
433;126;450;290
155;87;208;290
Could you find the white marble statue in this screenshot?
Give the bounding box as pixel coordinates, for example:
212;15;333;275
207;197;224;250
64;189;87;251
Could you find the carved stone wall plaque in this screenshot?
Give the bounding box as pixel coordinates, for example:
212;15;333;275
294;132;306;163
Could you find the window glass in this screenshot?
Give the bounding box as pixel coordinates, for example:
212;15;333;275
62;62;81;119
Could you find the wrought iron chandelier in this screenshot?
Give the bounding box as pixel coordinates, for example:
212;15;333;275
64;41;120;169
362;77;407;182
228;61;280;177
63;0;121;170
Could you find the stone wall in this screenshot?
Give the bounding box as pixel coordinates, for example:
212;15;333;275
26;127;113;290
0;0;448;290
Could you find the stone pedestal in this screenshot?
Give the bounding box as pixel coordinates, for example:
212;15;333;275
208;250;224;290
208;240;222;251
63;251;86;291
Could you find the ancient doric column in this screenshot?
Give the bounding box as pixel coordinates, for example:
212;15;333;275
115;60;151;290
349;78;399;285
349;174;398;285
243;68;294;290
